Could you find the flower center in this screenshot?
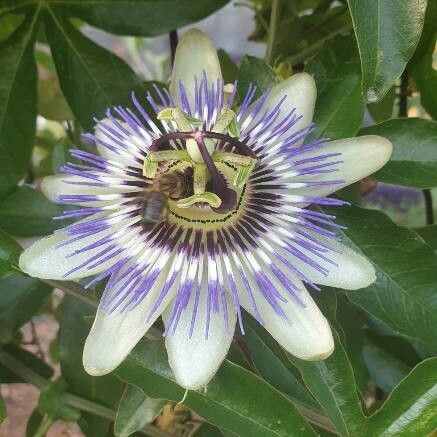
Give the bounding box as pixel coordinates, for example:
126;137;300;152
144;129;259;216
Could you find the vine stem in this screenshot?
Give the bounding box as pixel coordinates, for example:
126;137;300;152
0;349;172;437
423;189;434;224
34;416;54;437
265;0;280;64
169;30;178;66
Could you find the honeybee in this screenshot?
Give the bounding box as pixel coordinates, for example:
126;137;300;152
141;169;193;231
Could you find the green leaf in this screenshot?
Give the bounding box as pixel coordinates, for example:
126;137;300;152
0;274;51;343
306;35;363;140
347;0;427;102
44;11;144;131
335;297;369;394
218;49;238;84
0;230;22;279
367;87;395;123
363;337;411;393
328;204;437;352
0;11;39;198
0;186;66;237
288;293;367;437
38;378;81;422
194;422;228;437
114;384;166;437
49;0;230;36
277;6;352;66
243;315;319;409
0;343;54;383
26;408;44;437
409;1;437;119
59;296;124;436
59;297;123;407
115;340;316;437
0;392;5;423
78;415;113;437
237;55;278;101
368;358;437;436
0;13;23;41
415;225;437;251
359;118;437;189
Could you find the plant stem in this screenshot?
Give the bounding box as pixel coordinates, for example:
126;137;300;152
34;416;54;437
0;349;46;388
398;70;408;117
42;279;98;307
0;348;172;437
169;30;178;66
423;189;434;225
265;0;281;64
399;70;434;225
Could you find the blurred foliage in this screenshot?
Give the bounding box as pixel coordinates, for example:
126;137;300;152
0;0;436;436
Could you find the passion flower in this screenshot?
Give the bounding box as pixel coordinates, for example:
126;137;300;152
19;29;392;389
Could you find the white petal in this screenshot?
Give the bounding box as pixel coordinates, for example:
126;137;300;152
291;135;393;198
19;224;121;280
94;118;144;166
239;278;334;360
162;289;236;390
288;237;376;290
83;267;176;376
41;174;137;206
247;73;317;144
170;29;222;110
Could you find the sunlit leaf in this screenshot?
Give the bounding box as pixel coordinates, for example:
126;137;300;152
367;359;437;436
347;0;427;102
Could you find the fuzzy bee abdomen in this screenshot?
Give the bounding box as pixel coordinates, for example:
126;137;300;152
141;191;168;230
